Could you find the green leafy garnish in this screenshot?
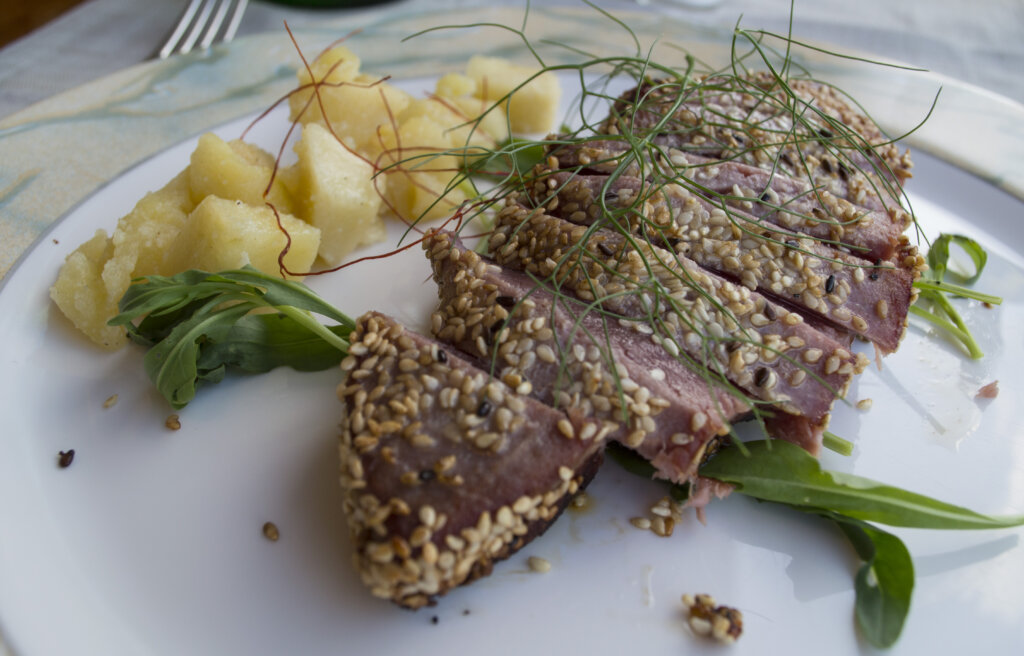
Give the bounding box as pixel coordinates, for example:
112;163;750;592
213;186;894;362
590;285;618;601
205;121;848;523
699;439;1023;648
109;266;354;409
700;440;1024;529
809;510;914;648
912;233;1002;358
822;430;854;456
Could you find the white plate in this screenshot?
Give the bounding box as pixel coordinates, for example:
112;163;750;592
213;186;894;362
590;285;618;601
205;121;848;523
2;70;1024;656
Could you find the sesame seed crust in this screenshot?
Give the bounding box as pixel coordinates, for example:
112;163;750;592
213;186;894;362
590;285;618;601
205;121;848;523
424;230;747;484
489;204;861;423
526;165;922;353
602;75;911;214
339;312;603;608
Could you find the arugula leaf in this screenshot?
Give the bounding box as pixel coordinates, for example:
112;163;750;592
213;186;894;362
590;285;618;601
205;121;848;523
911;233;1001;359
109;266;353;409
808;510;914;648
699;440;1024;529
700;440;1023;647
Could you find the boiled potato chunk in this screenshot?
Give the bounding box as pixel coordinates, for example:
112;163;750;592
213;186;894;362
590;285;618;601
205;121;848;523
398;97;503;155
51;170;195;349
167;196;320;277
288;123;385;265
49;230;125;349
466;55;560;134
188;133;293;213
296;45;361;87
434;74;510;144
435;72;476;100
291;70;412;154
375;116;469;221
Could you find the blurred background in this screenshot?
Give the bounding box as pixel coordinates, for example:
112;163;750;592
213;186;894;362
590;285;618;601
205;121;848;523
1;0;1022;120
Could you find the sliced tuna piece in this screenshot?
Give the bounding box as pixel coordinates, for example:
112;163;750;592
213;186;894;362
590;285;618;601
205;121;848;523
525;168;920;352
601;77;911;214
338;312;603;609
488;204;868;423
542;138;911;263
424;230;749;483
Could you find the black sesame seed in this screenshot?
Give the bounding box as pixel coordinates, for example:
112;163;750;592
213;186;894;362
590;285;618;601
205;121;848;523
58;449;75;468
598;242;614;257
764;304;777;321
821;158;833;174
476;400;493;417
754;367;770;387
496;295;516;308
759;190;771;203
818;128;833;138
435;349;448;364
825;274;836;294
419;469;436;482
785;239;798;249
869;271;880;281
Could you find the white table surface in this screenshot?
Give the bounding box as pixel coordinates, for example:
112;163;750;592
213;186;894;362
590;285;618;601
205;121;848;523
1;0;1022;122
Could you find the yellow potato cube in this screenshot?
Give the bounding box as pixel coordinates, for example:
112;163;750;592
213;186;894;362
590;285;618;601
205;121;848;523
188;133;293;213
449;95;509;145
398;97;501;158
167;196;320;277
297;45;362;86
50;229;126;350
466;55;560;134
375;116;468;222
291;71;412;155
51;170;195;349
435;72;476;99
102;168;195;310
289;123;386;265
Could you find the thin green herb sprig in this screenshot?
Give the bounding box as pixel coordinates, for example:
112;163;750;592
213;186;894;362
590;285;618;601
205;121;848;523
911;233;1002;358
109;267;354;409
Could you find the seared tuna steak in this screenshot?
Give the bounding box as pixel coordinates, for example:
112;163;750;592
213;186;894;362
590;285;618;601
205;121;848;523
524;166;921;352
338;312;603;608
542;138;913;264
488;203;868;423
425;230;749;483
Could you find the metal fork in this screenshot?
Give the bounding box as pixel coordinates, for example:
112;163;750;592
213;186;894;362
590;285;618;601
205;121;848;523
158;0;249;59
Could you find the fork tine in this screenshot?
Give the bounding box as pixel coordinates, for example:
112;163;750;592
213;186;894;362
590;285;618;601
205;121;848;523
158;0;248;60
177;0;216;55
158;0;203;59
222;0;249;44
199;0;232;50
